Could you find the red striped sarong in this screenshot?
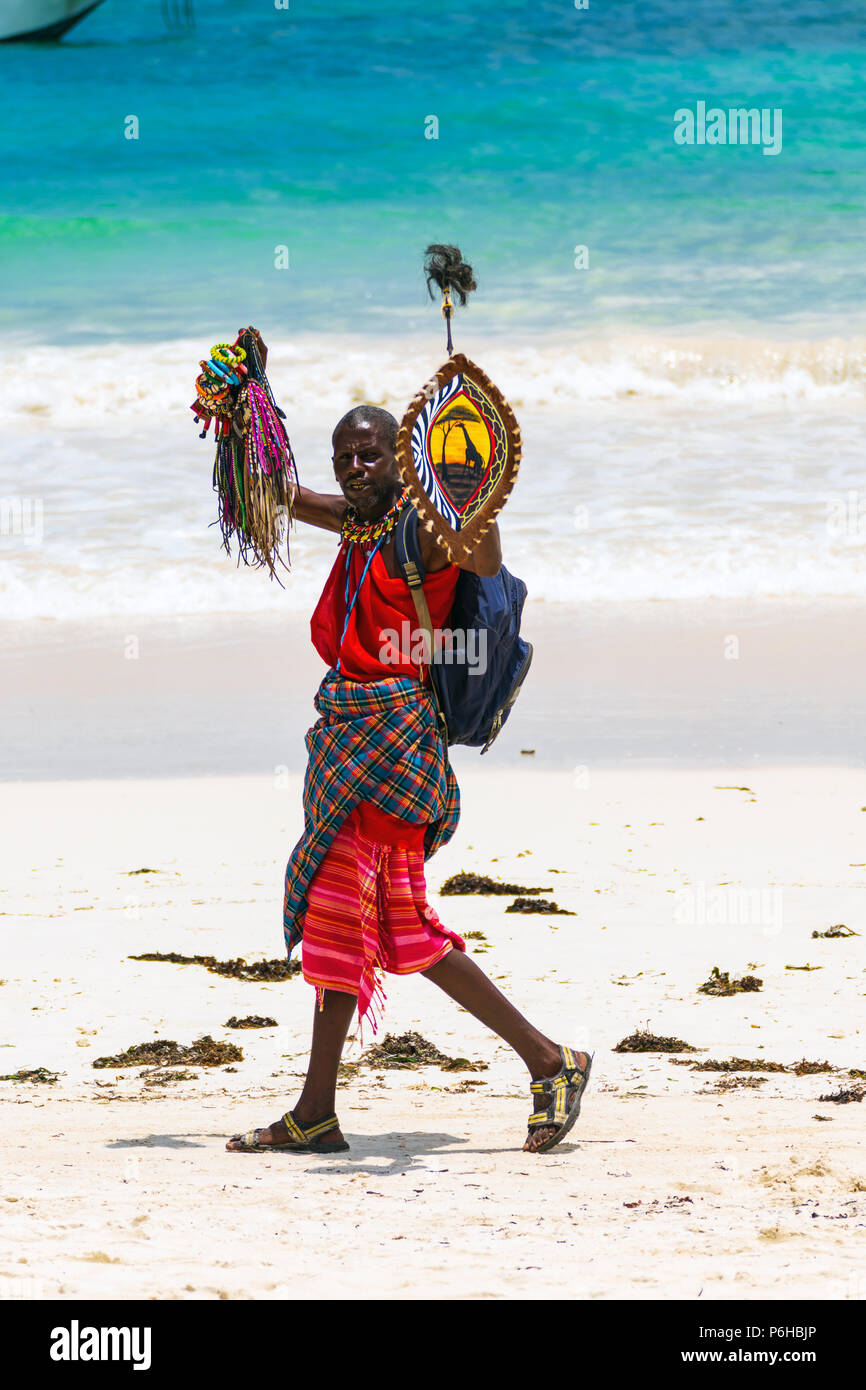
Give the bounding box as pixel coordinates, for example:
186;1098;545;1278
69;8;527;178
301;800;465;1036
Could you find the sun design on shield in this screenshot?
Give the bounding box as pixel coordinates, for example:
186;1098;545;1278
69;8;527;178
427;392;493;514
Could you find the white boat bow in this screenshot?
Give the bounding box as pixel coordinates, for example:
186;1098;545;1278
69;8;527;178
0;0;105;43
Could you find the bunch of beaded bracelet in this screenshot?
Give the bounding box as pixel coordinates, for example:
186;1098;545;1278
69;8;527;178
194;327;299;580
191;337;248;438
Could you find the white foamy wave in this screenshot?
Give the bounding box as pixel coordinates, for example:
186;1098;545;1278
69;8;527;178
2;332;865;619
3;514;865;618
2;330;866;434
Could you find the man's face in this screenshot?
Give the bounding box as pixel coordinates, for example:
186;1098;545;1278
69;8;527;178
332;420;402;519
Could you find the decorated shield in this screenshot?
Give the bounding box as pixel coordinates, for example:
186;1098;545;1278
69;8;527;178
395;352;522;561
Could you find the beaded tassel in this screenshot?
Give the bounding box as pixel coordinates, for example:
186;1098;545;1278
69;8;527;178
191;329;298;579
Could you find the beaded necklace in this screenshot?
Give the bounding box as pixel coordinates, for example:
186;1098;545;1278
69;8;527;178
341;488;408;549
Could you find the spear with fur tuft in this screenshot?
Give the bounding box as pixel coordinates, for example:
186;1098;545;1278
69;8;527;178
423;244;477;354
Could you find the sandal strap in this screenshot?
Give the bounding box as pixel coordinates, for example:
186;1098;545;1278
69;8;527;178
304;1113;341;1140
530;1044;585;1091
282;1112;309;1143
548;1078;574;1127
281;1111;340;1143
528;1083;574;1128
527;1046;587;1128
530;1068;581;1096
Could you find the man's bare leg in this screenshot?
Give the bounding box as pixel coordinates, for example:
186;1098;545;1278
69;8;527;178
422;949;588;1153
226;987;356;1150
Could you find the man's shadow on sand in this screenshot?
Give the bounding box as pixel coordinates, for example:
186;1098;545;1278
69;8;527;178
108;1129;597;1173
108;1130;466;1173
108;1135;208;1150
290;1132;591;1175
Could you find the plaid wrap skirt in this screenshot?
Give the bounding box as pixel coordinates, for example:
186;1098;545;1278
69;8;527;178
283;669;460;958
301;800;465;1035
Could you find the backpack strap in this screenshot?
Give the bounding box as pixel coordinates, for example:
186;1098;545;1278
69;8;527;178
395;506;449;742
395;505;433;645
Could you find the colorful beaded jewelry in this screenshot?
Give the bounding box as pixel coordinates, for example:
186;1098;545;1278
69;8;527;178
190;328;299;579
341;488;409;547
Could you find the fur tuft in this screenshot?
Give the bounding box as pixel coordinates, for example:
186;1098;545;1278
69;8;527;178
423;244;477;306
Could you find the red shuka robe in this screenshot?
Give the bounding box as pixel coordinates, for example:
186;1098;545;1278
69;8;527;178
310;539;459;684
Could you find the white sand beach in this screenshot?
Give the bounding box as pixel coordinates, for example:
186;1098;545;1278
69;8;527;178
1;750;864;1301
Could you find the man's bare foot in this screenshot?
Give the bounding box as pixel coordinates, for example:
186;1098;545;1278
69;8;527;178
522;1050;589;1154
225;1113;345;1152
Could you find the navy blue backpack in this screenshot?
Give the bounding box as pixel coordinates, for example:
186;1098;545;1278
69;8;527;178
394;505;533;753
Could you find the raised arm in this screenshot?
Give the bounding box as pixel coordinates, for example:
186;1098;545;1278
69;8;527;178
292;485;347;534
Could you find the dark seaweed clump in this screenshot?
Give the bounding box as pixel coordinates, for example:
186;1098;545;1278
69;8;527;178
811;924;858;939
698;966;762;996
439;872;550;897
0;1067;59;1084
817;1086;865;1104
505;897;575;915
677;1057;833;1075
361;1031;487;1073
614;1030;698;1054
93;1036;243;1069
791;1059;835;1075
224;1015;278;1029
689;1058;787;1073
692;1061;783;1073
129;952;300;982
139;1068;199;1088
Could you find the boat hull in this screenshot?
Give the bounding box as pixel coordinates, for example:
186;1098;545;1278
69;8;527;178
0;0;104;43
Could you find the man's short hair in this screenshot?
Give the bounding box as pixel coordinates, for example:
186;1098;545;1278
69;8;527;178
332;405;398;451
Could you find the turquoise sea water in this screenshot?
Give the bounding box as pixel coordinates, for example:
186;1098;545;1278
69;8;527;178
2;0;865;342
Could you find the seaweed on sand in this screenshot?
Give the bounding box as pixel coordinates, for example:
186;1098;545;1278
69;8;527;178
817;1086;865;1104
92;1036;243;1069
129;952;300;982
138;1069;199;1087
0;1067;59;1084
224;1016;278;1029
614;1030;698;1054
689;1058;787;1073
360;1031;487;1073
677;1057;833;1074
439;872;551;897
698;966;762;996
811;924;858;939
463;929;490;953
505;897;576;915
